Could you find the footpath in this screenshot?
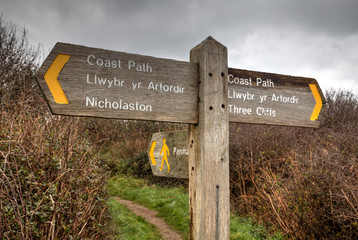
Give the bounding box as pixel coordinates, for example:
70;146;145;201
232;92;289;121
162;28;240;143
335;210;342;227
113;196;183;240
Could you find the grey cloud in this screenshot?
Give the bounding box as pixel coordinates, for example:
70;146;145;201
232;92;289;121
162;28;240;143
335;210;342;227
1;0;357;91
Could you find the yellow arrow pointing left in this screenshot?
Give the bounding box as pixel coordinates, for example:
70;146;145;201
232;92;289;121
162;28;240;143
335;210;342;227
149;141;157;165
44;54;71;104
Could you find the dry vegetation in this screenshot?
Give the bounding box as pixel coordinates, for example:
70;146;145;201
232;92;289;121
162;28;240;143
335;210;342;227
1;15;358;240
0;17;109;239
105;89;358;239
0;16;184;239
229;90;358;239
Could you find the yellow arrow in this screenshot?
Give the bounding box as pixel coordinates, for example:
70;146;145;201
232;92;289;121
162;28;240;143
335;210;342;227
44;54;71;104
309;84;323;121
149;141;157;165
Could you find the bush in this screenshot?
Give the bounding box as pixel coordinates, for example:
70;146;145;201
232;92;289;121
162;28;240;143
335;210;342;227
229;90;358;239
95;118;186;177
0;16;108;239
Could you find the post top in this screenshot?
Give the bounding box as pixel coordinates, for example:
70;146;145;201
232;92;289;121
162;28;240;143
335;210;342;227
191;36;227;53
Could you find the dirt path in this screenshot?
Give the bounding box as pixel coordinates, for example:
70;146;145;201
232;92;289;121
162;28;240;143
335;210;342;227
112;196;183;240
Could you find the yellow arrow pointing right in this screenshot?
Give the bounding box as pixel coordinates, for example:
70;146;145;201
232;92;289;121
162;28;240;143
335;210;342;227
149;141;157;165
44;54;71;104
309;84;323;121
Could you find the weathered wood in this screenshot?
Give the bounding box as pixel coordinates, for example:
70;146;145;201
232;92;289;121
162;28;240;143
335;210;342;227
148;130;189;179
228;68;326;127
189;37;230;240
36;42;199;123
36;42;325;127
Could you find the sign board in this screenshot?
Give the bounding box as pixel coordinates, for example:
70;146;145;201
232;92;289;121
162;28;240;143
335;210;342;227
36;43;325;127
148;130;189;179
36;42;199;123
228;68;325;128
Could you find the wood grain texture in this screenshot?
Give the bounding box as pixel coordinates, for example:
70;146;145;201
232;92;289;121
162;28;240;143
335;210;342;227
228;68;326;127
189;37;230;240
36;43;325;127
36;42;199;123
148;130;189;179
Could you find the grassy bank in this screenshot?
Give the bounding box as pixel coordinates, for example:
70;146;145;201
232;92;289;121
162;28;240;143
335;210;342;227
107;175;284;240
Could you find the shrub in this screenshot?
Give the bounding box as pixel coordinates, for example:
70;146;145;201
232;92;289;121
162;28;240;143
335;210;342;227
229;90;358;239
0;16;108;239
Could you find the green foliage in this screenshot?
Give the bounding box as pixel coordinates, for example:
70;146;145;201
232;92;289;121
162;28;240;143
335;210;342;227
230;216;284;240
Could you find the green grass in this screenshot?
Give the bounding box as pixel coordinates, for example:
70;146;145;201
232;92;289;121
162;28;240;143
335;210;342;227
230;216;284;240
107;175;284;240
107;175;189;238
107;198;162;240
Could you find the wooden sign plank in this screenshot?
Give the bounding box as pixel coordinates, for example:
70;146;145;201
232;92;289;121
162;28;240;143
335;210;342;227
36;42;199;123
148;130;189;179
36;42;325;127
228;68;325;128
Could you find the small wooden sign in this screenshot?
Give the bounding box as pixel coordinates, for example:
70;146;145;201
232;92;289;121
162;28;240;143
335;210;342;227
36;43;199;123
228;68;325;128
148;130;189;179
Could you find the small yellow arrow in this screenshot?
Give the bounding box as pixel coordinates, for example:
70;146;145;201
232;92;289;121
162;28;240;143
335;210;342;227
309;84;323;121
149;141;157;165
44;54;71;104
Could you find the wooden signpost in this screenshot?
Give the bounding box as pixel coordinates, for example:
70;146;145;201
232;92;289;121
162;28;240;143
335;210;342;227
37;37;325;240
188;38;230;240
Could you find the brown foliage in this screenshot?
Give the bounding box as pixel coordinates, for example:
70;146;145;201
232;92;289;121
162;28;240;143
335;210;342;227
0;17;108;239
230;90;358;239
2;14;357;240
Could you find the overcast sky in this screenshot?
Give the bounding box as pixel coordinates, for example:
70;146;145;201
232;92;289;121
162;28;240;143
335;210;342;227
2;0;358;93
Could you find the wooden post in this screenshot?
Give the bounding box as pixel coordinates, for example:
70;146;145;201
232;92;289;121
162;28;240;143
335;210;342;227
189;37;229;239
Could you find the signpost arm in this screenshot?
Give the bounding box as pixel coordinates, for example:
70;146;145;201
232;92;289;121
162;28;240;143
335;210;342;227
189;37;230;240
